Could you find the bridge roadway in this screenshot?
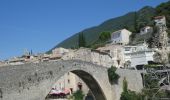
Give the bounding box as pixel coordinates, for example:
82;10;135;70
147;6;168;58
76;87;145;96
0;60;143;100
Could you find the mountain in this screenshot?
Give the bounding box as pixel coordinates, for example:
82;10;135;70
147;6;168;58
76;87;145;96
49;1;170;52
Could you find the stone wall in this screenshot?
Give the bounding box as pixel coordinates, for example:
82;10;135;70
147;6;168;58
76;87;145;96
62;48;114;68
113;69;143;100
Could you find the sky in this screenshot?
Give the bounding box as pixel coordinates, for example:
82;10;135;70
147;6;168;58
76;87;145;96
0;0;168;60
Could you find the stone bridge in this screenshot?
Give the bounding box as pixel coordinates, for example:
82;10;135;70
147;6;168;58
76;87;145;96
0;60;143;100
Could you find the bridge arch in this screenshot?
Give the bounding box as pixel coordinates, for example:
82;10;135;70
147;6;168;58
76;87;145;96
71;70;106;100
46;69;107;100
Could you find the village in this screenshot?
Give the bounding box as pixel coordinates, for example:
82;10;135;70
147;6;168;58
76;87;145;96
0;16;169;68
0;15;170;99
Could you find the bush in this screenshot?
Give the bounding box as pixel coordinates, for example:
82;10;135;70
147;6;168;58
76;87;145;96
73;90;84;100
107;66;119;84
78;33;86;48
120;78;142;100
99;32;111;41
120;90;141;100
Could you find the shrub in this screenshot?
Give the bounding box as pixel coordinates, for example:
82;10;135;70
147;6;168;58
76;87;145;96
107;66;119;84
99;32;111;41
120;78;142;100
73;90;84;100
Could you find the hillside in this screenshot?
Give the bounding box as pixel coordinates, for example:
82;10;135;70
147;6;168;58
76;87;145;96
49;1;170;52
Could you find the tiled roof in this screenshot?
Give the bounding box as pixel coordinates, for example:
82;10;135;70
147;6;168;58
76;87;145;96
154;16;165;19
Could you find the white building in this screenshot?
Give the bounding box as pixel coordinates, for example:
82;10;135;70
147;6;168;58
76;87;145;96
124;42;155;67
8;57;25;65
52;47;69;56
140;26;153;35
111;29;132;45
130;50;155;67
124;46;137;62
154;16;166;26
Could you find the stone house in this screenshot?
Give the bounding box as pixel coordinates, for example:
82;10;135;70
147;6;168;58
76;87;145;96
140;26;153;35
154;16;166;26
62;48;114;68
97;44;124;68
52;47;69;56
111;29;132;45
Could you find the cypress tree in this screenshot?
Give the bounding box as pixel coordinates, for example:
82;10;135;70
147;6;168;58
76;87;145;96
134;11;138;33
78;33;86;48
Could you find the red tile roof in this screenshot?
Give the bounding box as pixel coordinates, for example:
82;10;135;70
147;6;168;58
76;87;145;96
154;16;165;19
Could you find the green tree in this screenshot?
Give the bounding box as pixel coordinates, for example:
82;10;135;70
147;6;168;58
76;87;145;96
107;66;119;84
99;32;111;41
123;78;128;92
78;33;86;48
120;78;142;100
73;90;84;100
134;11;138;33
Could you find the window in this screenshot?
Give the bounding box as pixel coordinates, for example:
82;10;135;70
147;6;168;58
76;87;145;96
112;32;120;39
125;48;130;51
70;88;73;93
68;79;70;84
77;82;82;90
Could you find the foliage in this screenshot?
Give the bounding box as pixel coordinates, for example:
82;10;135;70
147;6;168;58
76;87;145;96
68;95;74;100
144;74;159;88
107;66;119;84
140;89;170;99
144;64;162;68
87;31;111;49
134;11;138;33
99;31;111;41
130;33;136;41
120;65;170;100
120;78;142;100
120;90;142;100
155;90;170;99
141;68;170;99
123;78;128;92
78;33;86;48
136;6;156;31
72;90;84;100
